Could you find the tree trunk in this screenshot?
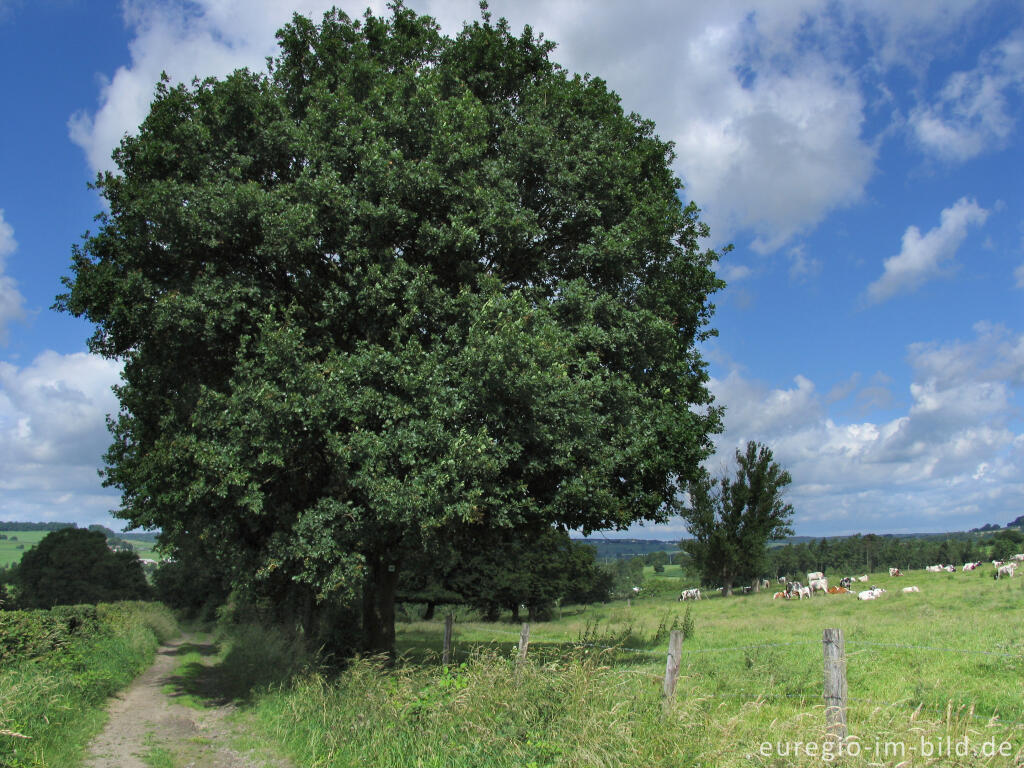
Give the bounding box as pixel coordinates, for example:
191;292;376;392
511;603;520;622
423;601;436;621
362;555;399;657
751;577;760;594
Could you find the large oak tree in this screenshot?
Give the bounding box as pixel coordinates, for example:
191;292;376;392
58;4;724;654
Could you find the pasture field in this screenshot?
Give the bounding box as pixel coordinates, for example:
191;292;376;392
0;530;164;568
0;530;50;568
236;566;1024;768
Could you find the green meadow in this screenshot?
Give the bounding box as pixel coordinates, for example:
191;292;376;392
0;530;163;568
218;565;1024;767
0;531;51;568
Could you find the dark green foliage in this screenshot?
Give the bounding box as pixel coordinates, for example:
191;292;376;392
0;605;102;664
14;528;151;608
681;441;793;594
57;5;723;653
152;557;231;618
0;521;75;532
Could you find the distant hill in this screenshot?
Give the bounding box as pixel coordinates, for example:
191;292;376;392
573;538;678;560
0;521;75;532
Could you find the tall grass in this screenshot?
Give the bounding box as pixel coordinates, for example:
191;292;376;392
0;601;178;768
226;569;1024;767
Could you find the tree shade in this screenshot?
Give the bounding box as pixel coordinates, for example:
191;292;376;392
57;4;724;653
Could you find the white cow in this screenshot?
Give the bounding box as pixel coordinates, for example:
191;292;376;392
857;588;885;600
889;567;903;577
925;565;943;572
992;560;1004;568
1012;554;1024;562
901;586;920;593
857;575;869;582
996;563;1017;580
963;562;980;571
944;565;955;572
796;586;812;599
810;578;828;593
678;588;702;601
807;571;824;582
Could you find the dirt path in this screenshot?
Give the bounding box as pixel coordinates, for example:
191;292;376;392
83;634;291;768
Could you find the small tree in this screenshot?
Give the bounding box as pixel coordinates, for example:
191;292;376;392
681;441;794;595
14;529;151;608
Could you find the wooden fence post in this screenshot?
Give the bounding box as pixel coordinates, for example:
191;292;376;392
663;630;683;698
822;628;848;743
518;623;530;667
442;613;454;666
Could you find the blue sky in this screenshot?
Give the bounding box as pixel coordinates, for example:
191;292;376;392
0;0;1021;538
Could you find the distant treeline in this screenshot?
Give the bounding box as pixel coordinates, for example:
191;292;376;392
762;529;1024;580
0;522;157;543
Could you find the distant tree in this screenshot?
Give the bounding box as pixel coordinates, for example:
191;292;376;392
645;550;669;568
681;442;794;595
14;529;150;608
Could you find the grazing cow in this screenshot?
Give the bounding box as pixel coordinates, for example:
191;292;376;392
796;586;812;599
857;575;869;582
678;588;702;601
839;577;852;589
778;576;786;584
760;579;770;590
996;563;1017;580
901;586;920;593
807;571;824;582
810;578;828;593
889;567;903;577
926;565;943;572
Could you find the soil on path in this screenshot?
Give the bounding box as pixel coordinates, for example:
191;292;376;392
83;634;291;768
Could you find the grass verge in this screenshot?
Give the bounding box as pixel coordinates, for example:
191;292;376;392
0;601;178;767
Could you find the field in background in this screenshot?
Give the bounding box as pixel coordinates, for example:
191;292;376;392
232;566;1024;767
0;530;164;569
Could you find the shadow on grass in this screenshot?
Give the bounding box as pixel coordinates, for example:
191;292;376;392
160;636;300;707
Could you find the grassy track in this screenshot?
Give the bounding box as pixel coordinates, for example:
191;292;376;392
220;566;1024;767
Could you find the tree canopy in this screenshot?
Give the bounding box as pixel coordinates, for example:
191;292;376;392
14;529;151;609
58;4;724;653
680;441;793;595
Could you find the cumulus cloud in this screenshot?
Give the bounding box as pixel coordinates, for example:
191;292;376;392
0;351;124;526
866;197;988;303
75;0;1006;256
703;324;1024;534
0;209;26;344
910;29;1024;162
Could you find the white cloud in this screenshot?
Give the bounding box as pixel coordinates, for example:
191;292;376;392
910;29;1024;162
0;351;124;527
0;209;26;344
866;197;988;303
703;325;1024;534
77;0;992;256
1014;262;1024;288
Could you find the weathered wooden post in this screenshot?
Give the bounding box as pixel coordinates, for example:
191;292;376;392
822;628;848;742
517;623;530;667
442;613;454;666
663;630;683;698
